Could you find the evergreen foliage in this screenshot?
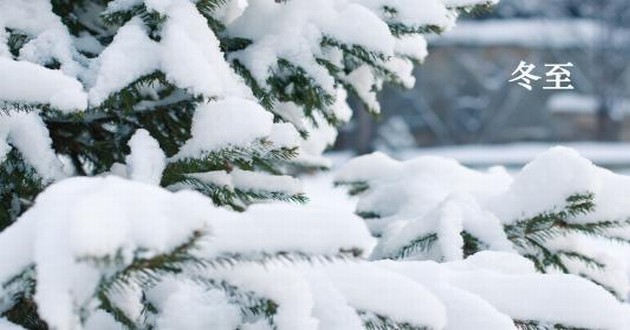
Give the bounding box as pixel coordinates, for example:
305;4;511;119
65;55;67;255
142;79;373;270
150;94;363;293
0;0;493;228
0;1;508;329
3;1;628;330
335;149;630;301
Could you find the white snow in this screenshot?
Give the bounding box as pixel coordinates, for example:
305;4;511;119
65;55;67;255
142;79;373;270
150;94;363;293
159;0;251;99
0;170;626;329
231;169;303;195
380;252;630;329
0;176;208;329
200;202;375;260
0;319;24;330
0;58;87;112
4;1;626;329
126;129;166;185
0;0;82;77
322;262;447;328
336;147;630;297
343;65;381;113
149;278;241;330
174;98;274;160
0;111;67;180
269;123;301;149
359;0;456;31
87;19;160;106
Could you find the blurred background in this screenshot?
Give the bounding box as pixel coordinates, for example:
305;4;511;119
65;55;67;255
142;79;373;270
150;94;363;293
334;0;630;169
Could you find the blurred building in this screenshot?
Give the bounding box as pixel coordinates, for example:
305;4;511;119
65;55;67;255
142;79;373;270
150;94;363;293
336;0;630;153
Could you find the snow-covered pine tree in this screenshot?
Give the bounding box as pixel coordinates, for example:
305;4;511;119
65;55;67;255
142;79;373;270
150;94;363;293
1;175;628;330
335;147;630;300
0;0;496;229
2;1;629;329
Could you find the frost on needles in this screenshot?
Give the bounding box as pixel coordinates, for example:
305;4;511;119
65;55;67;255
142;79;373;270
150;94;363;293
1;0;629;330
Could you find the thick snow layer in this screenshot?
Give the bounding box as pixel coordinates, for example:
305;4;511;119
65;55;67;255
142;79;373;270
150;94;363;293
231;169;303;195
159;0;251;98
0;58;87;112
269;123;302;149
0;176;209;329
174;98;274;160
91;1;251;106
322;262;447;328
448;269;629;329
359;0;456;31
87;19;160;105
380;252;630;329
0;111;66;180
0;319;24;330
343;65;380;113
336;147;630;297
0;173;628;329
186;169;304;196
125;129;166;185
149;279;241;330
228;0;394;92
488;147;598;222
0;175;375;328
0;0;82;77
336;151;511;221
200;202;375;260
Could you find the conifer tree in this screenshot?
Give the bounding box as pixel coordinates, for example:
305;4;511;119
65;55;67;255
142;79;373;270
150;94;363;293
335;147;630;300
2;1;629;330
0;0;495;229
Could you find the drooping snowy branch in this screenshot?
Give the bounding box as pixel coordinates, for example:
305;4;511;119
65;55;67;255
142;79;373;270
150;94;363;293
336;146;630;299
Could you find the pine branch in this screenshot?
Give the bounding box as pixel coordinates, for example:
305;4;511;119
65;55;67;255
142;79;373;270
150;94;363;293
5;28;29;58
462;231;486;257
163;141;298;182
268;58;338;125
195;0;231;16
173;176;307;212
556;251;605;270
393;233;438;260
231;60;276;110
514;319;587;330
207;248;363;268
334;181;370;196
0;150;46;228
1;266;45;329
356;211;382;219
359;310;429;330
102;4;167;35
190;278;278;327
